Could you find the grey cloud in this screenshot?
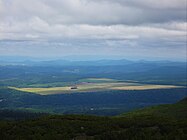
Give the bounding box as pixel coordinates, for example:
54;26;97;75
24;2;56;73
0;0;186;25
0;38;185;60
104;0;186;10
0;0;186;60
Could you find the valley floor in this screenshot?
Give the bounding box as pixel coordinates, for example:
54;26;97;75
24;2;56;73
10;78;182;95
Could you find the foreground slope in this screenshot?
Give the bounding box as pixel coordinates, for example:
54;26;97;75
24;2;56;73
0;98;186;140
123;97;187;119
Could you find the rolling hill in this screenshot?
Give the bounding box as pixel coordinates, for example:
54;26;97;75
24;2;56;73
123;97;187;119
0;97;186;140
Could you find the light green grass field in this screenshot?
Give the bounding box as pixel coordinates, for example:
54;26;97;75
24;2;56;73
9;78;182;95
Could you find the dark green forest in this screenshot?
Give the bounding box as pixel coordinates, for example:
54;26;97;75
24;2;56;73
0;98;186;140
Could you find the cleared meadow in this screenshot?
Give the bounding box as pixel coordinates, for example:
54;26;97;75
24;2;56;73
10;78;182;95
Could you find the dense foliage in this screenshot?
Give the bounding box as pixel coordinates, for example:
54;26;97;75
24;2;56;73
0;109;47;120
0;98;186;140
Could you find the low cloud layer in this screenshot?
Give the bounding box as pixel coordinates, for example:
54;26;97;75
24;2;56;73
0;0;186;60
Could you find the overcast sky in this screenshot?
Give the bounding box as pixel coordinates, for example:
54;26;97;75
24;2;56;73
0;0;186;61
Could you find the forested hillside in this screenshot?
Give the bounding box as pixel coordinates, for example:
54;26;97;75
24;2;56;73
0;97;186;140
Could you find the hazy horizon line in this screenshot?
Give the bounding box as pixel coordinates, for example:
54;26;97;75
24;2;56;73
0;55;186;63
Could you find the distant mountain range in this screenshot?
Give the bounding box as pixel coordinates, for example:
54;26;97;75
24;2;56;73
0;56;186;66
